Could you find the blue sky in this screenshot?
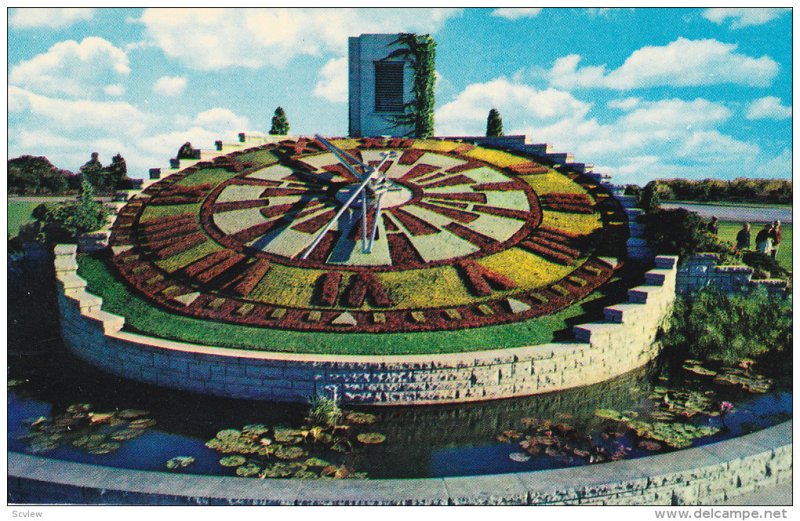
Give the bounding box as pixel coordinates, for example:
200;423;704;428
7;7;792;184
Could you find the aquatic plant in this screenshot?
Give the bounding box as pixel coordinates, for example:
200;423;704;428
166;456;195;470
308;394;343;427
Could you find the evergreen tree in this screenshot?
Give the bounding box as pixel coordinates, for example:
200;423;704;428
35;178;108;241
269;107;290;135
105;153;129;189
486;108;504;137
79;152;105;189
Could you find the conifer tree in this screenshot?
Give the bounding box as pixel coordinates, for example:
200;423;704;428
269;107;290;135
486;108;504;137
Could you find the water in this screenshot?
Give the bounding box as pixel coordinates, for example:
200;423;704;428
7;253;792;480
660;203;792;224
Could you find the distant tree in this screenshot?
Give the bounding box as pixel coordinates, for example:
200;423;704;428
105;153;131;189
639;181;662;212
177;142;195;159
79;152;105;189
486;108;504;137
35;178;108;242
269;107;290;135
8;155;75;195
641;208;732;260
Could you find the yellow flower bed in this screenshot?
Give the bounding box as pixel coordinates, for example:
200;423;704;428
155;240;222;273
248;264;329;306
523;172;592;197
464;147;530;167
478;248;572;289
541;210;602;236
140;203;201;223
410;139;461;153
328;138;364;150
379;266;472;309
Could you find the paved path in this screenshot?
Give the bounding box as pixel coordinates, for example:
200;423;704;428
661;203;792;224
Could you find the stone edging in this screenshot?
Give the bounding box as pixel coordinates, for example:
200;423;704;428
54;244;679;404
7;421;791;505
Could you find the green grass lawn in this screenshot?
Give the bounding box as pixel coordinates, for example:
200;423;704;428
7;201;41;237
77;253;616;355
718;221;792;272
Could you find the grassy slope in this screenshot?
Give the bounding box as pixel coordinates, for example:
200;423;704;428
77;254;609;355
718;221;792;272
8;201;41;237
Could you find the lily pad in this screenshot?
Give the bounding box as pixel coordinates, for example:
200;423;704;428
273;428;304;445
110;428;145;441
166;456;195;469
305;457;332;468
637;440;663;451
66;403;92;414
261;463;295;478
242;424;270;437
356;432;386;445
274;445;307;460
220;455;247;467
118;409;150;419
682;364;718;377
293;470;319;479
331;441;352;453
86;442;121;455
345;412;378;425
128;418;157;429
89;412;115;424
216;429;242;441
594;409;625;422
236;463;261;477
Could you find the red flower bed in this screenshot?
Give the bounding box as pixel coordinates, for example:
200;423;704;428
418;174;473;189
400;164;440;181
456;259;517;297
382;214;399;231
433;200;470;210
386;138;414;149
473;205;530;221
359;138;386;149
445;159;484;173
527;236;581;258
367;159;393;173
348;211;379;241
232;218;291;243
544;203;593;214
540;193;591;205
342;272;394;308
291;209;337;234
194;252;245;284
316;271;342;306
444;222;498;249
471;182;519;191
426;192;487;203
321;163;361;182
518;240;574;266
182;250;238;278
450;143;476;154
388;208;439;235
261;203;302;219
222;260;271;296
213;200;269;212
386;233;426;265
398;149;425;165
150;232;207;258
139;214;197;234
303;231;339;263
259;187;313;198
537;226;581;241
414;201;479;224
506;162;548;175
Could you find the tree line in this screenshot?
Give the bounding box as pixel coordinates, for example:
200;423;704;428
9;152;134;196
626;178;791;205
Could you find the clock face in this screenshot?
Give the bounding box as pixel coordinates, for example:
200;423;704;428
110;137;627;333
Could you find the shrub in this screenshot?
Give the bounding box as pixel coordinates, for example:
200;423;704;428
641;208;734;260
661;287;792;365
741;251;790;280
34;178;108;241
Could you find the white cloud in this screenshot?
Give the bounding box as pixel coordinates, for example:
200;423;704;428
313;57;348;102
436;77;762;182
153;76;188;96
138;8;461;70
547;38;779;90
702;8;790;29
104;84;125;96
746;96;792;120
10;8;95;29
9;86;150;135
754;148;792;178
10;37;130;97
491;8;542;20
192;108;250;132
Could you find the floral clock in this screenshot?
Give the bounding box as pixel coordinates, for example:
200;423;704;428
109;137;628;333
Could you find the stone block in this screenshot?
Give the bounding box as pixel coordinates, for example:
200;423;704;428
603;303;649;323
654;255;679;269
627;285;662;304
85;309;125;333
644;268;673;286
443;474;528;505
53;243;78;257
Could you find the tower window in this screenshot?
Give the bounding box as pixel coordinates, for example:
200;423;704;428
374;61;404;113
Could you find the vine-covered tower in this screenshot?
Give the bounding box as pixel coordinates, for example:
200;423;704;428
348;33;434;138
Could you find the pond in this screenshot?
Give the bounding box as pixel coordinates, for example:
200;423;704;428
7;251;792;481
659;202;792;224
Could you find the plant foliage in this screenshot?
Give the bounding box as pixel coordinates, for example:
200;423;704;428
270;106;290;135
486;108;504;137
34;178;108;241
661;287;792;365
385;33;436;138
641;208;734;260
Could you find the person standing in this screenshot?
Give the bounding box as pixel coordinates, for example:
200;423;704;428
707;216;719;235
769;220;782;259
735;223;751;251
755;223;773;255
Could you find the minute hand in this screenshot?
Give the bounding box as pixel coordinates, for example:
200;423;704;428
315;135;368;181
300;171;376;260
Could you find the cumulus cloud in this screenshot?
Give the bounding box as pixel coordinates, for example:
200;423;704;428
436;77;760;182
313;57;348;102
10;8;95;29
153;75;188;96
10;37;130;97
192;108;250;131
547;38;779;90
491;8;542;20
702;8;790;29
137;8;460;70
746;96;792;120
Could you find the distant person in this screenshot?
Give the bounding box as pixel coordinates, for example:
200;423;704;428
769;220;782;260
735;223;751;251
707;216;719;235
755;223;773;255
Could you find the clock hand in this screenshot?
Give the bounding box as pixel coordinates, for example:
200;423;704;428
366;189;384;253
301;170;376;260
315;135;369;181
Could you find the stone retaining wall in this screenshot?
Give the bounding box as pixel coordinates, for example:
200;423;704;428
7;421;791;505
54;241;678;405
677;253;788;297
